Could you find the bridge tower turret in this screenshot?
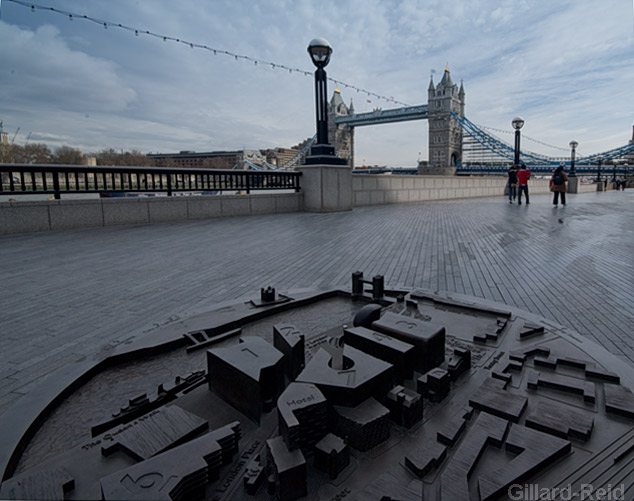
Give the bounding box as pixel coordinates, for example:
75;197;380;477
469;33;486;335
327;89;354;167
427;66;465;173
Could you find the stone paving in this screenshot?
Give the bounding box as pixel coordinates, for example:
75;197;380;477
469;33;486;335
0;189;633;417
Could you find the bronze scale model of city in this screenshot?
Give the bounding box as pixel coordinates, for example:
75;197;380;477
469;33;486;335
1;272;634;500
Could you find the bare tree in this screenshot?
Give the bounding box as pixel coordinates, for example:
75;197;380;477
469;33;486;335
53;146;84;165
0;142;14;163
94;149;155;167
20;144;54;164
0;143;53;164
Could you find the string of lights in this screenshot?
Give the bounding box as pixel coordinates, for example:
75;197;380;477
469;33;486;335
6;0;410;107
479;124;571;152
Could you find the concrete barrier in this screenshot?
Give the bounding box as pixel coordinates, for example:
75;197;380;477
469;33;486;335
0;192;302;235
352;175;555;206
0;175;602;235
576;181;600;193
567;177;599;194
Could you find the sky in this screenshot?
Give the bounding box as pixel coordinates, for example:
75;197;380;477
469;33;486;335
1;0;633;166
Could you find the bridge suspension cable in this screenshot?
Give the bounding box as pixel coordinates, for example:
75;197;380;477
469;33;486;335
453;112;634;166
453;112;558;166
476;124;571;153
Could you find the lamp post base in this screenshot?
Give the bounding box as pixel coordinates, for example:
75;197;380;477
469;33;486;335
567;176;579;194
296;163;352;212
305;144;348;165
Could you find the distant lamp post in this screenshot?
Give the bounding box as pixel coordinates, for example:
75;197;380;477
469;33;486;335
569;140;578;177
511;117;525;167
305;37;346;165
612;159;618;182
596;157;603;183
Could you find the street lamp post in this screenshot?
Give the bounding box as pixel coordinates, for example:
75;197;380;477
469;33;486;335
612;160;618;182
569;140;578;177
305;38;346;165
512;117;525;167
596;157;603;183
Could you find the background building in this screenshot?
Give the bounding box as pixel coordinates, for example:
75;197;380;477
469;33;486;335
147;150;241;169
147;146;306;170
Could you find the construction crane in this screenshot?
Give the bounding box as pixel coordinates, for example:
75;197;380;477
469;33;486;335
11;127;20;143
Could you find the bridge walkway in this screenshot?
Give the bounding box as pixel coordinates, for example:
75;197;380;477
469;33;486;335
0;190;632;417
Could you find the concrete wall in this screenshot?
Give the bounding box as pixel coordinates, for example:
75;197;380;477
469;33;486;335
0;175;601;235
0;193;302;235
576;181;600;193
352;174;557;206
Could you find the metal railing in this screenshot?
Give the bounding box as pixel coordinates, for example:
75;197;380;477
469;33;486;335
0;164;301;199
456;164;631;175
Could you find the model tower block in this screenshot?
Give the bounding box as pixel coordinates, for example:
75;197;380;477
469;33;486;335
273;324;305;381
207;337;285;422
296;345;393;406
371;312;445;373
314;433;350;479
266;436;307;501
277;382;328;453
333;397;390;451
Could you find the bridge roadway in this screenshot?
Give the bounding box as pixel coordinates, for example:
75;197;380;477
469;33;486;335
0;190;632;417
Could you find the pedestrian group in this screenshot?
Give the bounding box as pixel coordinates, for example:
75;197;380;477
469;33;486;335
506;162;627;208
507;163;531;205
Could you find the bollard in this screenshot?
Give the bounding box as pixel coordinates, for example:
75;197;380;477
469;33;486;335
351;271;364;298
372;275;384;300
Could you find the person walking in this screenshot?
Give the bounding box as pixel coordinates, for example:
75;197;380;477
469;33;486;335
507;164;518;203
517;163;531;205
550;163;568;207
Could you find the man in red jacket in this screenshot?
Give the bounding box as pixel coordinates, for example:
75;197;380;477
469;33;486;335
517;164;531;205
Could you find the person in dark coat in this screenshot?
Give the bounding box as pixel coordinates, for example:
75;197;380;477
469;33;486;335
550;164;568;207
507;165;518;203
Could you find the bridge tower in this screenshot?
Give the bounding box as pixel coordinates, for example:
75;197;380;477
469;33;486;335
427;66;465;173
327;89;355;166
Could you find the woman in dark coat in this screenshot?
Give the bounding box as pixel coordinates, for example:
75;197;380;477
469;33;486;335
550;164;568;207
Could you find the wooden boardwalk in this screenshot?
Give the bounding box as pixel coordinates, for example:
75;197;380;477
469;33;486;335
0;189;633;416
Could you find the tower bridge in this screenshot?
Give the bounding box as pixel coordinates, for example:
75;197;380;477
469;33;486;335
331;66;465;172
327;66;634;173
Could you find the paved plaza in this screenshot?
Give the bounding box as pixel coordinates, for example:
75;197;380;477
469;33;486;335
0;189;633;418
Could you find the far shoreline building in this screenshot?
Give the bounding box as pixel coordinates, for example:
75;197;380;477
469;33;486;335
147;146;305;170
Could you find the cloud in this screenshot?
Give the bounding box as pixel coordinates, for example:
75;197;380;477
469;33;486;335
0;22;136;113
0;0;632;165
